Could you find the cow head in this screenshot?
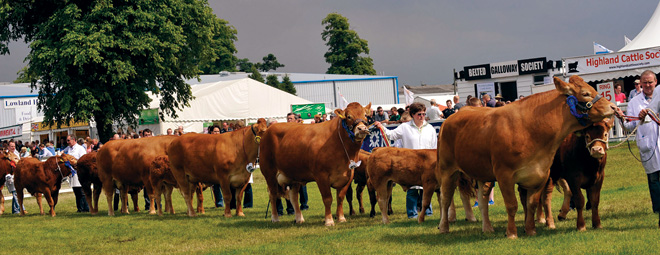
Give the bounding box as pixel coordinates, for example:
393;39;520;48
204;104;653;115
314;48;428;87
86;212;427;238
334;102;372;142
578;118;614;158
2;149;19;169
251;118;269;144
554;75;615;124
58;153;78;168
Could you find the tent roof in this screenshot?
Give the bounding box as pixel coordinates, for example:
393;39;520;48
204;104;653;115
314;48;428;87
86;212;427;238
149;78;316;122
620;2;660;52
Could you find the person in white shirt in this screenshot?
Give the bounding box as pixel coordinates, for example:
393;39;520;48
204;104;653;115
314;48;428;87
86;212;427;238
426;99;443;121
38;143;54;159
375;102;437;219
621;70;660;228
7;141;20;159
62;134;89;212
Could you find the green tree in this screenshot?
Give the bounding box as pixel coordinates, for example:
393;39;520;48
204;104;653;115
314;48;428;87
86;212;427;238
321;13;376;75
280;75;296;95
248;66;264;83
259;53;285;72
265;74;279;89
13;66;34;83
1;1;222;142
199;18;238;74
237;58;254;72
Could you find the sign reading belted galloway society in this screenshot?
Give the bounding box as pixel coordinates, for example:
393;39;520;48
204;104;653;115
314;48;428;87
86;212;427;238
463;57;547;80
564;46;660;75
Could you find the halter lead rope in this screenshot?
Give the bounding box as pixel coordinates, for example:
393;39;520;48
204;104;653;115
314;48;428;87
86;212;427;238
338;119;361;170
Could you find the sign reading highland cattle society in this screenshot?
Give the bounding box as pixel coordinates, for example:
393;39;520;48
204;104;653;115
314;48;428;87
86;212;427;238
564;46;660;75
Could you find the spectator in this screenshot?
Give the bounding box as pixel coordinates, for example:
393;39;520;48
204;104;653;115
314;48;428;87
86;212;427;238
4;173;25;214
314;114;322;124
495;94;504;102
276;113;309;215
373;106;389;122
442;100;455;119
614;84;626;103
426;99;443;121
467;97;482;107
374;102;436;219
453;95;465;111
38;143;53;159
19;147;30;158
629;79;642;101
388;107;401;123
166;128;173;135
482;94;496;107
62;134;89;213
209;125;225;208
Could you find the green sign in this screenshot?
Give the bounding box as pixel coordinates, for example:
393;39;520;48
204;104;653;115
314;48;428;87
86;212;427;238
292;103;325;120
139;108;160;125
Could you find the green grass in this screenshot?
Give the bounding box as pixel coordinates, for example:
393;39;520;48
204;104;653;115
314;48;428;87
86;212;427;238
2;142;660;254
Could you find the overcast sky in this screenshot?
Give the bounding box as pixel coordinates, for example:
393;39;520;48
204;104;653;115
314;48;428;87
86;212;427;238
1;0;658;86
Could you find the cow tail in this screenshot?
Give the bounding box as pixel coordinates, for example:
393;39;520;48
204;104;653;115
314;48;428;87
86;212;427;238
457;172;476;198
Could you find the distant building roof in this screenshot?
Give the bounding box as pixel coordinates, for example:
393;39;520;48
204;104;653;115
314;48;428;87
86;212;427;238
0;83;36;98
404;84;454;95
188;72;397;85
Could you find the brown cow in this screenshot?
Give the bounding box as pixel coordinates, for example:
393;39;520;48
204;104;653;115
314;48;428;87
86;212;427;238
366;147;475;224
14;154;78;216
149;155;205;215
168;119;268;217
77;152;141;214
0;150;20;215
97;135;179;216
345;149;388;216
260;102;371;226
531;118;613;231
435;75;614;239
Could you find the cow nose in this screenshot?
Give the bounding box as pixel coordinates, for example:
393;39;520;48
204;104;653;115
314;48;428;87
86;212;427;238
590;146;605;158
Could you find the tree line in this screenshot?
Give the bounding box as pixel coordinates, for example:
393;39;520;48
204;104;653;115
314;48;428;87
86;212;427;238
0;1;375;142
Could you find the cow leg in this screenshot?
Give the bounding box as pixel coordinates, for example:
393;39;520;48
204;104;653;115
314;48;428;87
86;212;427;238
356;183;366;214
17;188;26;216
477;181;494;234
119;186;130;214
335;173;353;223
130;190;140;212
102;181;116;216
497;176;519;239
541;179;556;229
346;183;355;216
567;178;586;231
219;181;233;218
0;188;4;215
92;184;102;215
438;172;459;233
287;184;304;223
418;182;436;223
143;179;157;215
557;178;572;221
42;190;56;217
375;181;392;224
460;190;477;222
235;183;247;217
316;180;335;226
153;182;164;216
36;193;45;215
367;179;378;217
590;178;604;229
195;183;204;214
82;184;93;214
524;186;543;236
165;185;175;214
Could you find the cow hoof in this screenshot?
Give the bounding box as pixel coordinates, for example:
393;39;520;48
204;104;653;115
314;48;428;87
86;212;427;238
466;217;477;222
224;213;232;218
557;215;567;221
238;212;245;217
449;218;457;223
295;219;305;224
537;218;546;224
506;234;518;240
359;209;365;214
577;226;587;232
593;224;602;229
483;227;495;233
338;217;347;223
324;221;335;227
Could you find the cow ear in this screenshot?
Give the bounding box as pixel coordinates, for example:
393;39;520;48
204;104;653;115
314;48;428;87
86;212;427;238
364;103;372;116
334;108;346;119
554;76;575;95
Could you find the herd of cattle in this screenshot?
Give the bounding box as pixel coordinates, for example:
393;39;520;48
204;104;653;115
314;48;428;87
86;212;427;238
0;75;617;239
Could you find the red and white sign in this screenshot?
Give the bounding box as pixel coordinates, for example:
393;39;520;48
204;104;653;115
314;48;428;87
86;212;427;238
564;46;660;75
596;81;615;104
0;125;22;140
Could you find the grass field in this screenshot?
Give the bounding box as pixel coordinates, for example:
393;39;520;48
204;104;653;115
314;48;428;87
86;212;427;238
2;142;660;254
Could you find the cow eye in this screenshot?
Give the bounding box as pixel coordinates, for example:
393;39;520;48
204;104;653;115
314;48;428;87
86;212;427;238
586;134;591;140
582;92;590;97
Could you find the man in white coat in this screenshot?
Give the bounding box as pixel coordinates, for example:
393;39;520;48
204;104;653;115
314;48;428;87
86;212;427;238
62;134;89;212
375;102;437;219
620;70;660;228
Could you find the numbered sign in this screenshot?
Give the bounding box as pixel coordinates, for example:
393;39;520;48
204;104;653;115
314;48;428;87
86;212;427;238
596;81;615;104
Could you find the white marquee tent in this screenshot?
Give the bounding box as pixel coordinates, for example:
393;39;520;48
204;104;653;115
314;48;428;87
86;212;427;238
563;1;660;82
143;78;319;133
